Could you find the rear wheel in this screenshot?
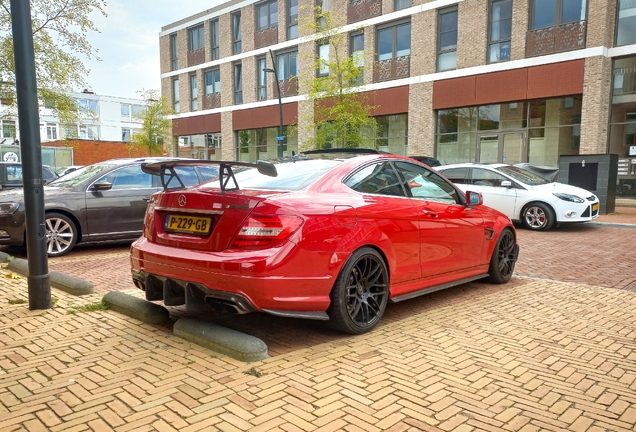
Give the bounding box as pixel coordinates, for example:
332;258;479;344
45;213;77;257
485;228;518;284
522;202;555;231
328;248;389;335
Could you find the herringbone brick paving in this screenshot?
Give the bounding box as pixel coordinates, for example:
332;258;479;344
0;208;634;431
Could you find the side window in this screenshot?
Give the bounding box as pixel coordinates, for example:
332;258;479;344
394;161;460;204
345;162;406;197
97;165;153;190
440;167;468;184
6;165;22;184
471;168;508;187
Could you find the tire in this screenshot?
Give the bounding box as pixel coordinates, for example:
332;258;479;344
45;213;78;257
485;228;518;284
327;247;389;335
521;202;555;231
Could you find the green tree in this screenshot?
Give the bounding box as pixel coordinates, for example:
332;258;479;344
127;89;173;156
300;7;378;150
0;0;107;127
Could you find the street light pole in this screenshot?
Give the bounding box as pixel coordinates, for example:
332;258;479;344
263;49;284;158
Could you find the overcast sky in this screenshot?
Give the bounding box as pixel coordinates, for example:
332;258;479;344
82;0;223;100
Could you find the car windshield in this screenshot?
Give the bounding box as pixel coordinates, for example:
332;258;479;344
497;165;551;186
201;159;342;191
47;163;120;187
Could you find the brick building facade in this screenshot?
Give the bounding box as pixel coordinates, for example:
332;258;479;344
159;0;636;197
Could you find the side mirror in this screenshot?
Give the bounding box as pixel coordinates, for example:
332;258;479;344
91;181;113;191
466;190;483;206
501;180;512;188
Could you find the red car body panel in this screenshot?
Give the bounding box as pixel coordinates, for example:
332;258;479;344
130;154;517;316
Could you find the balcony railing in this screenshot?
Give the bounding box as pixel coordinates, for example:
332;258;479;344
348;0;382;24
275;78;298;98
374;55;410;82
187;49;205;67
526;20;586;57
202;93;221;110
254;26;278;50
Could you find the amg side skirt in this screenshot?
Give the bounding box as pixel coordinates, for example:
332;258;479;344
389;273;489;303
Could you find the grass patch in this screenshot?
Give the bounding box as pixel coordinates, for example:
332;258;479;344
51;297;58;306
67;298;109;315
244;367;264;378
8;298;26;305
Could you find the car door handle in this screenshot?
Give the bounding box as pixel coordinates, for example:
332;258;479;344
422;209;438;218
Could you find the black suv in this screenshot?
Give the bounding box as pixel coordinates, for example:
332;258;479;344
0;162;58;190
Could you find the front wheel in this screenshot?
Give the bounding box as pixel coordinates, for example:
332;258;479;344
485;228;518;284
522;202;555;231
328;248;389;335
45;213;78;257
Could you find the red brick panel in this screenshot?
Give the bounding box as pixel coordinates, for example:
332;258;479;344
45;140;146;165
433;76;476;109
172;113;221;136
369;87;409;116
527;59;584;99
233;102;298;130
475;69;528;105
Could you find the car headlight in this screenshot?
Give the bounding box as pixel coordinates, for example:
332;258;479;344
553;193;584;203
0;203;19;215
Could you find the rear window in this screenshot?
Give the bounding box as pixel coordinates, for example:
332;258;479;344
202;159;342;191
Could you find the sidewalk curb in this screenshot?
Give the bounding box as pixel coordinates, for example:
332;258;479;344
104;291;170;325
174;317;269;363
0;253;94;295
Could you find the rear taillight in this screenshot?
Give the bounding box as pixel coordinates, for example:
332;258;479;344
230;214;303;249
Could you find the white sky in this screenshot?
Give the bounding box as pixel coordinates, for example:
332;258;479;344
81;0;224;100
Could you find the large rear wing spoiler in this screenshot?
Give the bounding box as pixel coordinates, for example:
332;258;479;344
141;159;277;192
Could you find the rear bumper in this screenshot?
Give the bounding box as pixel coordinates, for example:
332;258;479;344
130;237;335;317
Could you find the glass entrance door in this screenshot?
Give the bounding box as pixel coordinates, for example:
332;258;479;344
477;132;526;163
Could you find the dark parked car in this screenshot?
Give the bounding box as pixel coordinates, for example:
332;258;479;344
0;158;218;256
409;156;441;167
0;162;58;189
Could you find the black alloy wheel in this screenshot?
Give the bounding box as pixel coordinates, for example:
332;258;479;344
328;247;389;334
486;228;518;284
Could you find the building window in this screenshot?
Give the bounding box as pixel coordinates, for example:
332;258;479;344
288;0;298;39
170;33;178;71
316;0;330;30
350;32;364;85
489;0;512;63
122;128;131;142
173;78;180;113
438;8;458;71
530;0;586;30
277;51;298;80
395;0;411;10
188;24;204;51
210;19;220;60
256;1;278;31
237;126;299;162
121;104;130;116
78;98;98;114
616;0;636;46
46;123;58;140
317;41;329;76
190;74;198;111
131;105;145;117
232;11;242;54
234;63;243;104
205;69;220;95
257;57;267;101
377;21;411;61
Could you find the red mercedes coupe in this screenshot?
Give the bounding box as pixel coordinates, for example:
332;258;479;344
131;150;519;334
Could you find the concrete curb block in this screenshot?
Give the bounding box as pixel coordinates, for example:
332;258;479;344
6;258;94;296
103;291;170;325
174;317;269;363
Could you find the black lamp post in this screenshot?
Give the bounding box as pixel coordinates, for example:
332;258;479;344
263;49;284;158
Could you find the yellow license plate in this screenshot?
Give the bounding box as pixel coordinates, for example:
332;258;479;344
592;203;599;212
165;214;212;235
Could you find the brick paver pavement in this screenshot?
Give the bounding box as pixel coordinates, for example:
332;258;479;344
0;206;633;431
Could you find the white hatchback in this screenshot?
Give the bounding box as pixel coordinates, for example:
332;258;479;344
435;163;600;231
